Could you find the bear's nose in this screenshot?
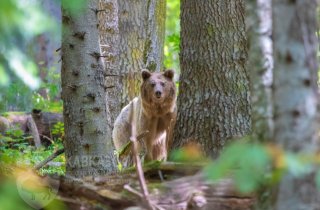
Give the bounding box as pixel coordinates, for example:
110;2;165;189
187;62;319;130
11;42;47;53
155;91;162;98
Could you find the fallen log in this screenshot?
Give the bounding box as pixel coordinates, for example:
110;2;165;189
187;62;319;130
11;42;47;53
0;110;63;146
48;162;255;210
55;175;135;209
31;109;63;146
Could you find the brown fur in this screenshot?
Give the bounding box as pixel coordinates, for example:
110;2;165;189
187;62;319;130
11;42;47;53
113;69;176;166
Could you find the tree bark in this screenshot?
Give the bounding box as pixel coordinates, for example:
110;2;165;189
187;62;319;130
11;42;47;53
173;0;250;158
118;0;166;107
246;1;274;209
98;0;119;171
61;0;114;177
246;0;273;142
273;0;320;209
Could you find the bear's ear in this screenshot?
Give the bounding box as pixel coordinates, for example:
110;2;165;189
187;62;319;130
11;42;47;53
163;69;174;80
141;69;151;81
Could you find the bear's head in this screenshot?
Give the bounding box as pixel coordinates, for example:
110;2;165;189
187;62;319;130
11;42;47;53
140;69;176;105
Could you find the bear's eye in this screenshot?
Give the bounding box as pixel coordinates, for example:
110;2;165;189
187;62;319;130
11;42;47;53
160;82;165;87
151;82;156;87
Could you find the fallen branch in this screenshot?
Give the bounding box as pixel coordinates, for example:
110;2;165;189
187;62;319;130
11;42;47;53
41;135;55;144
127;101;154;209
55;175;134;209
118;130;149;159
122;161;205;179
124;184;143;198
34;148;65;170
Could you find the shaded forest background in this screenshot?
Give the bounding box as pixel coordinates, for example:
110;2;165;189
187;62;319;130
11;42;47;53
1;0;320;209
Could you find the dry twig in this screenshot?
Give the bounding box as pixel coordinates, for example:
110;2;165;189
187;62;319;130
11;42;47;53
127;102;154;209
34;148;65;170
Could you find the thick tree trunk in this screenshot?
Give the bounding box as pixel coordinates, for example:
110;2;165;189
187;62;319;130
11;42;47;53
246;0;273;142
61;0;114;177
273;0;320;209
173;1;250;158
118;0;166;107
98;0;119;171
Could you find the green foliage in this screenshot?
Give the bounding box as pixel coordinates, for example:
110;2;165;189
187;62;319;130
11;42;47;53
204;141;271;193
114;150;123;171
0;179;35;210
0;81;34;112
5;127;24;139
32;68;63;112
0;0;55;88
0;65;9;86
202;140;320;193
0;64;63;112
0;0;84;112
0;174;67;210
51;122;64;137
0;126;65;176
0;0;87;87
0;0;49;110
0;143;65;176
61;0;87;15
32;93;63;113
164;0;180;71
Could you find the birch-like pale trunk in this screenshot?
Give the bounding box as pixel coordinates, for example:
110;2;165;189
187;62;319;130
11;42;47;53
61;0;113;177
246;1;274;209
273;0;320;208
246;0;273;142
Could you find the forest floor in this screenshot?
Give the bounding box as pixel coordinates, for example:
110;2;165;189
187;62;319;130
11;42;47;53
0;112;255;210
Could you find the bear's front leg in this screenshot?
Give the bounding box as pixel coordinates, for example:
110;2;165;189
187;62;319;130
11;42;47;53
152;142;167;161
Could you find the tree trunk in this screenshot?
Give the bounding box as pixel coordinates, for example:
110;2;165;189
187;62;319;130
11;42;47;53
118;0;166;107
273;0;320;209
61;0;114;177
173;0;250;158
246;1;274;209
246;0;273;142
98;0;119;171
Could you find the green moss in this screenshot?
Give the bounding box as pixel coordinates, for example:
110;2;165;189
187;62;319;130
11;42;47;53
155;0;166;31
143;39;152;65
147;62;157;72
121;160;162;173
207;24;214;37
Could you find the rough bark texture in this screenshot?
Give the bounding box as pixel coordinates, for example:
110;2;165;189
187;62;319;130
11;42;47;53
98;0;119;171
246;0;273;142
118;0;166;107
61;0;115;177
173;0;250;158
273;0;320;209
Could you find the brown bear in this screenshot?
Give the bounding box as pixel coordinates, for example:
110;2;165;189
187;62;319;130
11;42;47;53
113;69;176;166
